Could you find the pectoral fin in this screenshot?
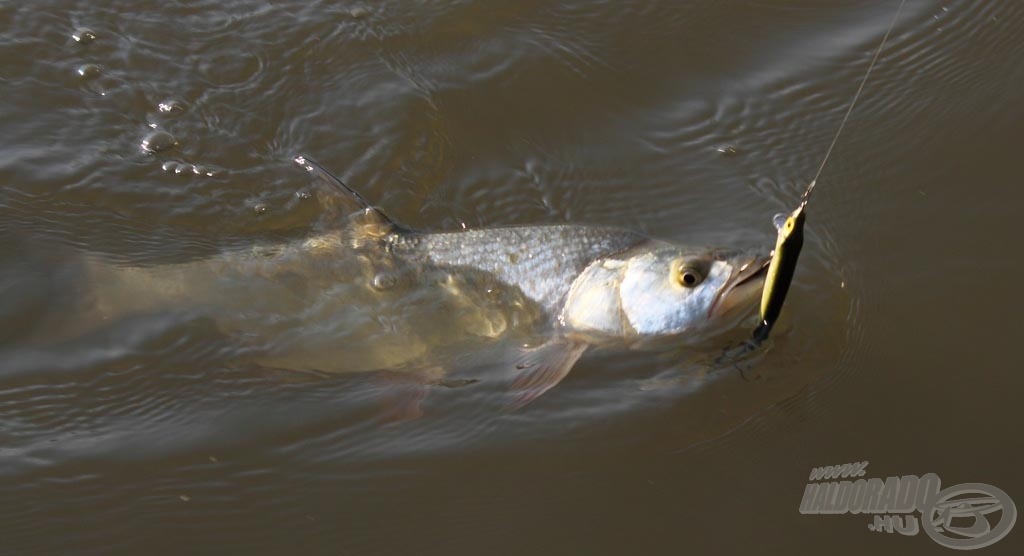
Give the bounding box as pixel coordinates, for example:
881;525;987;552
375;368;438;424
508;340;588;410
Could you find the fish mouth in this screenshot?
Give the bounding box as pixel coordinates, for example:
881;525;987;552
708;254;770;319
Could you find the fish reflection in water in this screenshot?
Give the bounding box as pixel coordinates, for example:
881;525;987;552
18;158;769;414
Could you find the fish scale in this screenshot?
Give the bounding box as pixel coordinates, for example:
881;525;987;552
389;225;646;315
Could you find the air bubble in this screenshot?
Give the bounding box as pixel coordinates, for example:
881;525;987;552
158;99;186;114
372;272;397;291
141;130;177;153
72;28;97;44
77;63;101;79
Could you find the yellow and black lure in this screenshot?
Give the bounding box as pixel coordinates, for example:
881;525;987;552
752;199;807;342
750;0;904;344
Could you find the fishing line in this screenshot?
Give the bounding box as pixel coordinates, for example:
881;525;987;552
802;0;907;206
717;0;907;363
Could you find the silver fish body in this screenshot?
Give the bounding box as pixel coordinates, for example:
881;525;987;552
377;223;767;347
387;224;646;316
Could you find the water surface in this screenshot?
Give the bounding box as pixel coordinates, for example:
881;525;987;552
1;0;1022;554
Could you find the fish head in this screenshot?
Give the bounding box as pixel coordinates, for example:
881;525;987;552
560;242;769;343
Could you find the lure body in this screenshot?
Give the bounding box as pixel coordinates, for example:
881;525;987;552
752;204;805;342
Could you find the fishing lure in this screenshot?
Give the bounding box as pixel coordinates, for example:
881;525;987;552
751;0;905;343
753;201;806;342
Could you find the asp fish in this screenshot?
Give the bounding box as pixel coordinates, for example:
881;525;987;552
292;157;769;408
64;157;768;411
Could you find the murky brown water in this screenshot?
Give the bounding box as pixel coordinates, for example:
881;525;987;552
2;0;1023;553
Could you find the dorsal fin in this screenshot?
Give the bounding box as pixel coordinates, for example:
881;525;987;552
294;155;397;228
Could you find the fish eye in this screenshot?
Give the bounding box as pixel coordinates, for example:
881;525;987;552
672;260;704;288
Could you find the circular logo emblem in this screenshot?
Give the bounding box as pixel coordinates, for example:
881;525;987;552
923;483;1016;550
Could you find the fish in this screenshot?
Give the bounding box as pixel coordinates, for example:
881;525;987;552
52;157;768;412
294;157;770;408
